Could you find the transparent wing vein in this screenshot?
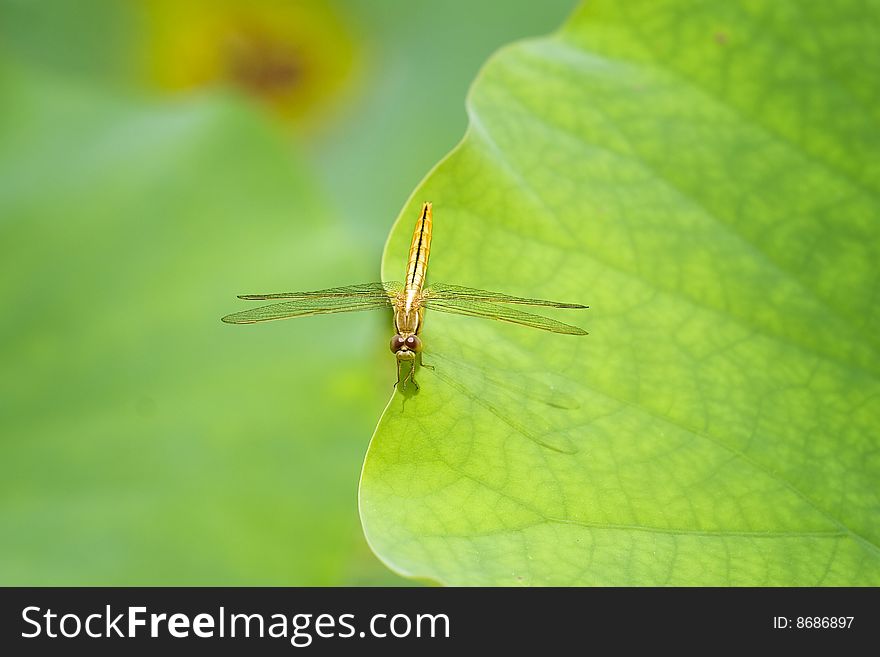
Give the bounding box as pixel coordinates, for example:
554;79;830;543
238;281;401;300
222;283;397;324
424;283;587;308
427;298;588;335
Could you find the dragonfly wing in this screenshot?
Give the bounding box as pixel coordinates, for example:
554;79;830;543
222;295;393;324
426;298;588;335
238;281;402;300
424;283;587;308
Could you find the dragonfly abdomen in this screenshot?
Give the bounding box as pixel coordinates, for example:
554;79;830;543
404;202;433;294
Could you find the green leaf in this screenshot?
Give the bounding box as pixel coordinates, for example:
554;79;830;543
360;0;880;585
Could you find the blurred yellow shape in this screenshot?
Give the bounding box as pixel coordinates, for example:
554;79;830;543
141;0;356;125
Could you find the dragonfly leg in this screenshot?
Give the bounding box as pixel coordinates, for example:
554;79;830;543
394;357;420;391
418;352;435;371
403;360;419;391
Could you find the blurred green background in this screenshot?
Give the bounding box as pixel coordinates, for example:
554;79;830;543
0;0;575;584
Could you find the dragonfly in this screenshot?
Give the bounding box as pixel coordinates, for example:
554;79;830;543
222;202;588;389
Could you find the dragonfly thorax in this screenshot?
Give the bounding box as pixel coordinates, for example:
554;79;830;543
393;303;423;337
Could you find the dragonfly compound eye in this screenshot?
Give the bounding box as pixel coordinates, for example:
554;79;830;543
390;334;407;353
405;335;422;352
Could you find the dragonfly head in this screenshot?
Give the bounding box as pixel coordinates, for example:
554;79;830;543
390;333;422;360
